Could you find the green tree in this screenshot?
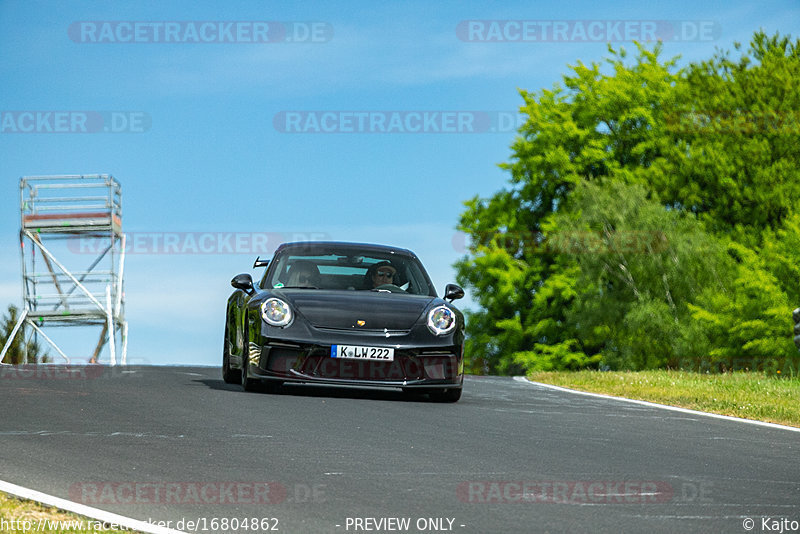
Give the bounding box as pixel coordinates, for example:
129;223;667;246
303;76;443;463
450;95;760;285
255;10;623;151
457;31;800;374
664;32;800;238
549;180;733;370
688;242;797;372
457;41;682;373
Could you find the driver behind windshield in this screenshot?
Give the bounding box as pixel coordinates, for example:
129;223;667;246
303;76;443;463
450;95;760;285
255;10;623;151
366;261;397;289
287;260;321;288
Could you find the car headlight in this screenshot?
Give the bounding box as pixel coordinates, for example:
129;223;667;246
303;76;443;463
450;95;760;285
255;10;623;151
261;298;292;327
427;305;456;336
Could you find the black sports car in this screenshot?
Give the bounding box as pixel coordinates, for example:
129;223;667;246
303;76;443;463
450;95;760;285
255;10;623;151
222;241;466;402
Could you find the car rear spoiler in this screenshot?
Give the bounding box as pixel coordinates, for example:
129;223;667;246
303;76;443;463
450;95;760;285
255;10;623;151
253;256;270;269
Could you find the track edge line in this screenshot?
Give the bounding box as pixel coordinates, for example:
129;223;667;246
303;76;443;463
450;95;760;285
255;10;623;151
0;479;189;534
514;376;800;433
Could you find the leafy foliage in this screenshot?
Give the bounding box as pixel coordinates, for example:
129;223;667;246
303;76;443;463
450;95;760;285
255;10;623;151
457;31;800;374
551;180;733;370
688;243;796;372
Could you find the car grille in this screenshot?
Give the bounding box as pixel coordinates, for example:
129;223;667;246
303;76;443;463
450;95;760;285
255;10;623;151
300;351;425;381
314;326;411;336
262;345;458;381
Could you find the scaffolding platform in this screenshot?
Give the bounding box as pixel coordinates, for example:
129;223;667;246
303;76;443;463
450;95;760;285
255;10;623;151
0;174;128;365
23;212;123;233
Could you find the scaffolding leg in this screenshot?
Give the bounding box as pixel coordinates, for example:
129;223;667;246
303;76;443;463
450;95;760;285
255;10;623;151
121;322;128;365
90;323;108;364
106;285;116;366
0;309;27;364
115;234;126;316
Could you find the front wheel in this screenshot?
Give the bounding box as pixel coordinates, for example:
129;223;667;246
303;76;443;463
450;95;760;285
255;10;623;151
222;325;241;384
241;330;260;392
241;356;261;392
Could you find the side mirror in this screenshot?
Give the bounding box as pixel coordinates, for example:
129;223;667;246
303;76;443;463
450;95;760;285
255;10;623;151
444;283;464;302
231;273;254;292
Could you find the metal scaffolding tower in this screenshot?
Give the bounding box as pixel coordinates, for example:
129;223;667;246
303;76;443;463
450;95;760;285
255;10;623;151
0;174;128;365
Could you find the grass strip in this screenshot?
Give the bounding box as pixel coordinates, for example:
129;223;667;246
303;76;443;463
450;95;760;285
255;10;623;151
0;491;143;533
527;370;800;428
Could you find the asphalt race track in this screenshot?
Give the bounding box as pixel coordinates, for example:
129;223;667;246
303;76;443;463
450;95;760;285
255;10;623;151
0;366;798;534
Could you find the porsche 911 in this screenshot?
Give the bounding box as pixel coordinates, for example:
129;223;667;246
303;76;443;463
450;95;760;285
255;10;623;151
222;241;465;402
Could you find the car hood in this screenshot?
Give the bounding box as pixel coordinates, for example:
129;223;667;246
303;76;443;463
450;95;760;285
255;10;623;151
276;289;436;330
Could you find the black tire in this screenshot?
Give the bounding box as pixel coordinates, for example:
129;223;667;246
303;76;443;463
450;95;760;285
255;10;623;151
222;325;241;384
241;328;261;392
428;387;462;403
241;355;261;392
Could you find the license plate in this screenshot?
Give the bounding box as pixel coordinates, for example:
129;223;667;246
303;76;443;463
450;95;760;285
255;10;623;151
331;344;394;361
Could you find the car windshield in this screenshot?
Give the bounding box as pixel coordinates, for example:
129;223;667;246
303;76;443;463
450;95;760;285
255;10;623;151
263;247;437;296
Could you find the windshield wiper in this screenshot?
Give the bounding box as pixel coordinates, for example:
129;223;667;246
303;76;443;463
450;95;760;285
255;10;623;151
281;286;319;289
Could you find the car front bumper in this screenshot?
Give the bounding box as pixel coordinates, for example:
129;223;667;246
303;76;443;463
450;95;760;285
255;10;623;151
244;311;464;389
246;338;463;390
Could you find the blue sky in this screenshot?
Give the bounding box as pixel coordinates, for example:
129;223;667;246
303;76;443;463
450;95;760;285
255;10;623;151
1;0;798;366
